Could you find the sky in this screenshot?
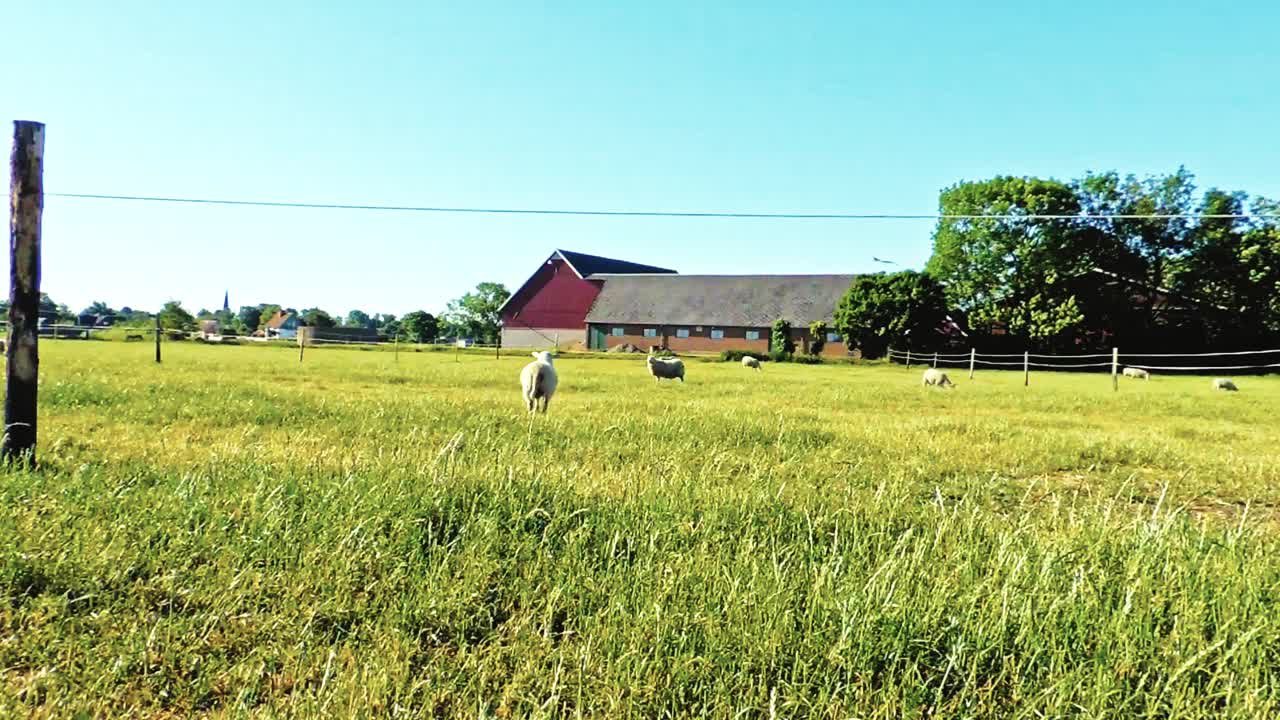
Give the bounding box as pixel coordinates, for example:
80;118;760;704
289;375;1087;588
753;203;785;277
3;1;1278;319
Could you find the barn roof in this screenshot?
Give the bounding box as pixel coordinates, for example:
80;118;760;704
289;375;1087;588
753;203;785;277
584;274;856;327
499;249;677;314
556;249;676;278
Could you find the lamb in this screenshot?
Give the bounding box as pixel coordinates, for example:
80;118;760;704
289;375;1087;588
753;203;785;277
646;354;685;383
519;351;558;413
1211;378;1238;392
1122;367;1150;380
922;367;954;387
742;356;761;371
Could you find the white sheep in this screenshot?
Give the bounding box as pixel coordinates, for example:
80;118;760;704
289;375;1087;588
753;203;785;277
742;356;761;371
1211;378;1238;392
520;351;558;413
922;367;953;387
1122;367;1150;380
646;354;685;383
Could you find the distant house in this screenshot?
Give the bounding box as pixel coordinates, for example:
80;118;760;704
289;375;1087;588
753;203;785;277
76;312;116;328
264;311;301;339
499;249;858;355
199;319;220;337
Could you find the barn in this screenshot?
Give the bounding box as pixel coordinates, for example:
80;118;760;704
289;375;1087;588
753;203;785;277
500;249;856;356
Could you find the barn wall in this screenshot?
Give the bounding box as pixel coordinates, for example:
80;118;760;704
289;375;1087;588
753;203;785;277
501;258;602;330
500;327;586;349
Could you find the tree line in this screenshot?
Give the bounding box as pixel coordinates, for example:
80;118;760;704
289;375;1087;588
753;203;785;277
25;282;512;345
835;168;1280;356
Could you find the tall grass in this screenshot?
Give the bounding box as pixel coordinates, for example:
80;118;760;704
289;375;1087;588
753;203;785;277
2;342;1278;717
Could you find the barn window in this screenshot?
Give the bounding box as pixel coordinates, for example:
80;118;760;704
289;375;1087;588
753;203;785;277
676;328;690;338
710;329;725;340
611;327;624;336
745;330;760;341
643;328;657;338
826;332;841;343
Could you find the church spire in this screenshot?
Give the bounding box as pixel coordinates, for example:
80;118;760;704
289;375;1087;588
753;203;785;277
222;290;229;312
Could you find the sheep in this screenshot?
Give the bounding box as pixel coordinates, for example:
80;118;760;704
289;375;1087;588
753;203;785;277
1211;378;1238;392
1122;367;1150;380
646;353;685;383
922;367;953;387
519;351;558;413
742;356;761;371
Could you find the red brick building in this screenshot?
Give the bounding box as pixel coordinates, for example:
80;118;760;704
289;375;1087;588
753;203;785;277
500;250;856;356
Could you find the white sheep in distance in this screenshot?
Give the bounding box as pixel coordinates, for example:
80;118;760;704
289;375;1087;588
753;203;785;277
520;351;558;413
1122;367;1150;380
1211;378;1239;392
922;367;954;388
742;356;761;371
646;354;685;383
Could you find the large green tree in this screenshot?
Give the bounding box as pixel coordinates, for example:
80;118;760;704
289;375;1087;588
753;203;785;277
300;308;336;328
157;300;195;330
833;271;948;358
926;176;1089;345
237;305;265;333
443;282;510;343
401;311;438;343
345;309;373;329
258;304;284;330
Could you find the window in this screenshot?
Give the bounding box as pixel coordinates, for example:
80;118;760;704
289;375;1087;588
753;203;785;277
643;328;658;338
676;328;690;338
710;329;725;340
745;330;761;341
611;327;624;336
826;332;841;343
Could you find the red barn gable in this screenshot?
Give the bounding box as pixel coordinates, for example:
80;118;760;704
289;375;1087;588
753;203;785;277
500;250;676;349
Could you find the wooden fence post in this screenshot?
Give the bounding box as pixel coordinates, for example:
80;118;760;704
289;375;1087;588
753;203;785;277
905;350;911;369
1112;347;1119;391
932;352;938;368
298;331;304;363
154;315;161;363
1023;351;1030;387
495;335;501;360
394;333;399;363
968;348;976;380
3;121;44;465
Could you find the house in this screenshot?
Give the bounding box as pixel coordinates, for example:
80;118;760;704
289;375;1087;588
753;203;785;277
498;250;676;349
500;250;857;355
264;311;301;339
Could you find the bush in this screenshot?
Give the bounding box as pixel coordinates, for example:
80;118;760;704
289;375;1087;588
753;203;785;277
808;321;829;355
771;319;795;354
720;350;769;362
791;353;823;364
768;350;792;363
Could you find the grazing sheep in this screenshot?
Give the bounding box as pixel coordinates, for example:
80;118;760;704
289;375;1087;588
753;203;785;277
742;356;761;371
922;368;953;387
1211;378;1238;392
1122;367;1150;380
520;351;558;413
646;354;685;383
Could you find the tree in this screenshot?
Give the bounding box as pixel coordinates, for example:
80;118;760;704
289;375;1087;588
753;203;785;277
443;282;510;343
834;271;949;358
926;176;1090;346
237;305;265;333
770;319;794;354
157;300;195;330
345;309;373;329
807;321;829;355
401;311;438;343
258;304;284;330
300;308;336;328
80;301;115;318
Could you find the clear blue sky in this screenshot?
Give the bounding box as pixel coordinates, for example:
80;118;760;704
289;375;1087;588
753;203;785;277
4;1;1278;318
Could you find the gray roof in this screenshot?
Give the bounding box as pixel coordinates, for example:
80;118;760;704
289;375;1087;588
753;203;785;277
585;274;856;327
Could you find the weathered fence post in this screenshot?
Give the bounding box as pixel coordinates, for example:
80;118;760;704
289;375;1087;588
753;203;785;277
154;316;162;363
1023;351;1030;387
394;333;399;363
298;330;304;363
3;121;44;465
968;348;976;380
1112;348;1119;391
495;335;501;360
905;349;911;369
932;352;938;368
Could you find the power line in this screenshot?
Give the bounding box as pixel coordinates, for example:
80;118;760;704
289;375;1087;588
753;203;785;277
46;192;1279;221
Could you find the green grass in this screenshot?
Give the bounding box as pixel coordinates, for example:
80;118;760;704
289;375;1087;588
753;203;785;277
3;342;1279;718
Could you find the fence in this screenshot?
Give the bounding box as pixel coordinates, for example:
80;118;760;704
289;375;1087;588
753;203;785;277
888;346;1280;388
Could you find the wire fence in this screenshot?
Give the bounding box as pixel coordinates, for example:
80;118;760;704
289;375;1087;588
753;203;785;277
888;346;1280;379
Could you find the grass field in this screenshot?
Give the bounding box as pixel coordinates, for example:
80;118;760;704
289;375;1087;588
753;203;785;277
3;341;1279;718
